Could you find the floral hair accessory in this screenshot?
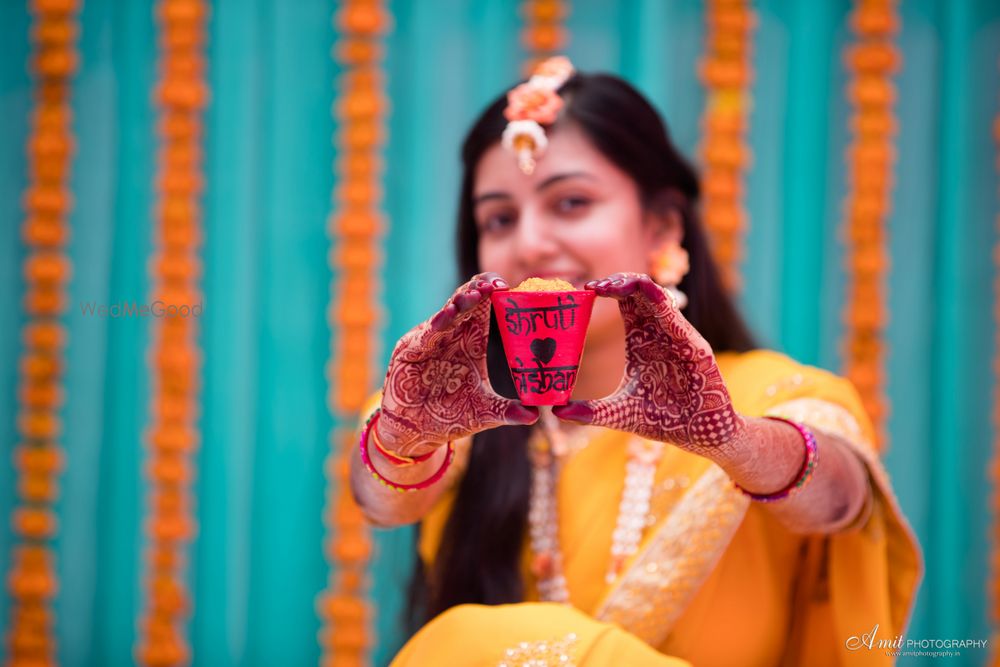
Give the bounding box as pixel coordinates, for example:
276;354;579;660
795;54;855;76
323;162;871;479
502;55;575;175
530;55;575;88
504;83;563;124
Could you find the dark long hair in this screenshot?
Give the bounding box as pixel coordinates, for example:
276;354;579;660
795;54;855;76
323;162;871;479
407;71;757;628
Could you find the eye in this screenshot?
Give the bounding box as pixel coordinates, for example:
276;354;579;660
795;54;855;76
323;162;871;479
477;209;517;234
554;195;591;214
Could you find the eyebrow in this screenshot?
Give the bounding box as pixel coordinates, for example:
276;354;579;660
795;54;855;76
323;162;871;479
473;172;595;205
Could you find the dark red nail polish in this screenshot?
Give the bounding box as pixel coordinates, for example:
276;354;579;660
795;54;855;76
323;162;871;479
552;401;594;424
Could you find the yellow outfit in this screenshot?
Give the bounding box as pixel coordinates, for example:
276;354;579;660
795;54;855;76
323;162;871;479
387;349;923;666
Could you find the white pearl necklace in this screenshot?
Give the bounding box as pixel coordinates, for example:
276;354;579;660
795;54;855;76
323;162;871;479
607;438;664;583
529;411;665;602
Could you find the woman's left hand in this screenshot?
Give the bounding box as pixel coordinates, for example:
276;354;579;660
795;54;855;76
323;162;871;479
552;272;747;456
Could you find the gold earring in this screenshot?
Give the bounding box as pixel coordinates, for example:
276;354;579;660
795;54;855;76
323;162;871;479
651;243;690;309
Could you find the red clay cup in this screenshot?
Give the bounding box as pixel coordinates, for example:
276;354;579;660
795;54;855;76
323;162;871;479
490;289;596;406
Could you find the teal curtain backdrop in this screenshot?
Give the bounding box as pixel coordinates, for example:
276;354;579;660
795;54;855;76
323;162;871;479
1;1;998;665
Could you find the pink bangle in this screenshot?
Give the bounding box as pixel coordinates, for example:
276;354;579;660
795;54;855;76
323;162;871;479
369;410;436;466
734;416;818;503
359;409;454;493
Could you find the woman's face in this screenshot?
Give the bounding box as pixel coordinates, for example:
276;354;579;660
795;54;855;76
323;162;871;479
473;123;673;343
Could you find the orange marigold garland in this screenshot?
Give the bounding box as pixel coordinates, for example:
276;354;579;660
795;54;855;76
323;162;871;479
319;1;392;664
520;0;570;75
5;0;81;664
839;0;900;448
134;1;209;666
697;0;756;294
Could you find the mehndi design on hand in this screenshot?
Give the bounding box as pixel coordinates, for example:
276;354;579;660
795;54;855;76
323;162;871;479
378;272;539;457
552;273;745;456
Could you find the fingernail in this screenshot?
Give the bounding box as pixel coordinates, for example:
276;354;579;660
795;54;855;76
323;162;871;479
455;290;480;312
492;278;509;289
506;402;539;425
640;279;667;304
551;402;594;425
584;280;597;290
430;310;449;331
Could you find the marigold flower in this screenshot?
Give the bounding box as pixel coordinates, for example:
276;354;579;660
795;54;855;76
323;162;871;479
504;82;563;124
529;55;574;89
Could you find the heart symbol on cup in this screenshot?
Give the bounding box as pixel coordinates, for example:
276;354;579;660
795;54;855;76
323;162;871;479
530;337;557;365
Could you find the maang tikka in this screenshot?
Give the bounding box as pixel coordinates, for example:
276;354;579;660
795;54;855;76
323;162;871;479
501;56;575;175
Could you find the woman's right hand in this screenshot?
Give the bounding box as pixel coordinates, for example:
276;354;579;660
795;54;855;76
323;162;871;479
376;272;539;457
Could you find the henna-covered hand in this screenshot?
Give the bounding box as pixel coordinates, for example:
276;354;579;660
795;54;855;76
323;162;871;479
551;273;747;456
377;272;539;457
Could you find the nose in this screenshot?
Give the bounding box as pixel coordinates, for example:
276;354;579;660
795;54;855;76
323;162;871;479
513;205;559;267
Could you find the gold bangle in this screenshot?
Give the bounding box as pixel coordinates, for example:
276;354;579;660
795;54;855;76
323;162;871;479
370;412;437;466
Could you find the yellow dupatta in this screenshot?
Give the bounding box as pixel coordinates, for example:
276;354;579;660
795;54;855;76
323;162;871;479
394;349;922;666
